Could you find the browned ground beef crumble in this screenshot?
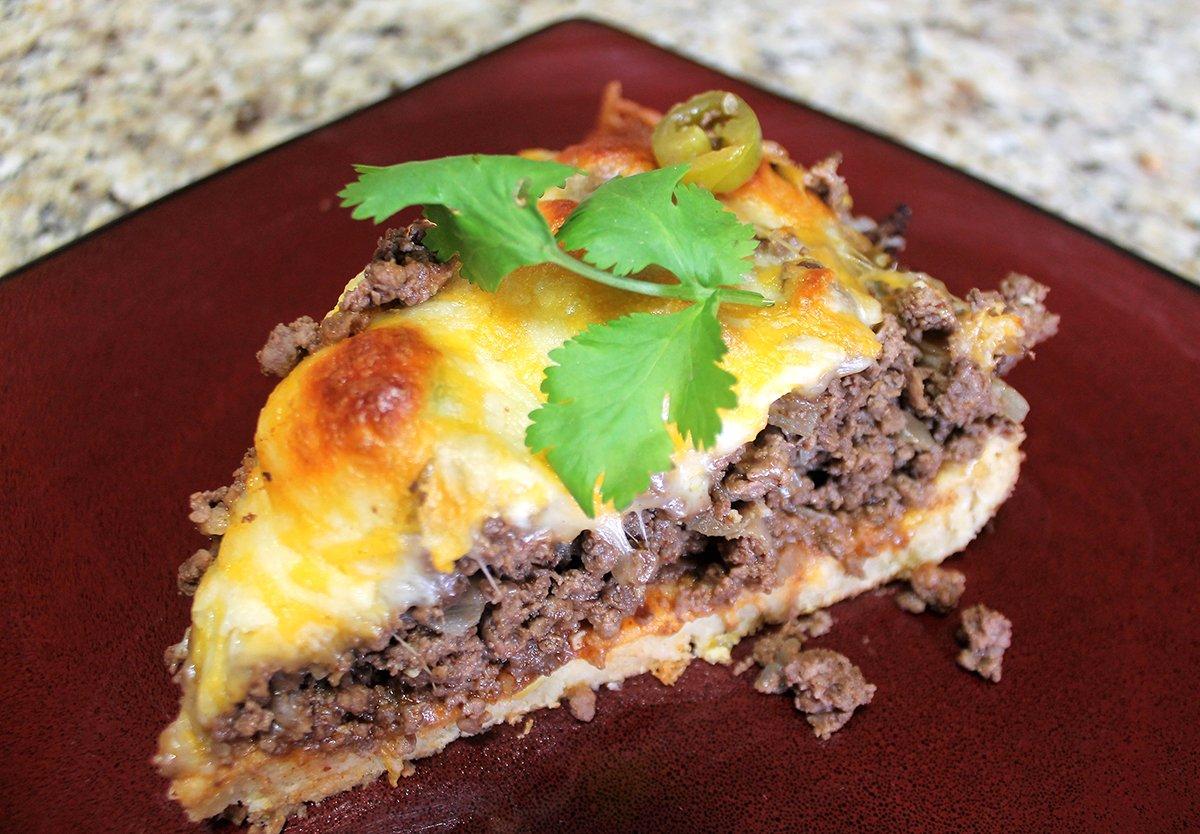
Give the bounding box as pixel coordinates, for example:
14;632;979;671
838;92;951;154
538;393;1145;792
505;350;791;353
255;221;456;378
737;611;873;738
341;220;456;311
957;603;1012;682
895;562;967;614
859;203;912;256
736;610;834;676
801;154;909;257
176;236;1055;761
802;154;853;221
755;647;876;739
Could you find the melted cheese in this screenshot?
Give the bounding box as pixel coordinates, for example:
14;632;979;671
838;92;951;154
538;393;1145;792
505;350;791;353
183;148;899;729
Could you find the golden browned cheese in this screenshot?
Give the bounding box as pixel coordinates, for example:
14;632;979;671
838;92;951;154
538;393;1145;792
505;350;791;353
166;89;926;757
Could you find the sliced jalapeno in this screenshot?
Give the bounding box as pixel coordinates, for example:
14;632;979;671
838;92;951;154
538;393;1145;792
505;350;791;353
652;91;763;193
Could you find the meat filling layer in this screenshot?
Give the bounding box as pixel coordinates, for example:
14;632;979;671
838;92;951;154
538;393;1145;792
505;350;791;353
191;275;1055;758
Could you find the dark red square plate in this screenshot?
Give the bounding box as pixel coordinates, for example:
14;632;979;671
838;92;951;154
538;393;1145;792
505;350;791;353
3;19;1197;833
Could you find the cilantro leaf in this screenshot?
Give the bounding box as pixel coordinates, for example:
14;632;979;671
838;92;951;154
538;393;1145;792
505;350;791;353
556;165;757;290
526;295;736;516
338;155;577;290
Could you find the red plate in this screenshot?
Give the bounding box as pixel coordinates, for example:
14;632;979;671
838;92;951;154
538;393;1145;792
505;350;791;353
3;20;1197;833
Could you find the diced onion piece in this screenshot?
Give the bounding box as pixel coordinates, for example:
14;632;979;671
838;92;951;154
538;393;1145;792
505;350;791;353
900;411;936;450
439;581;488;637
688;508;749;539
991;378;1030;423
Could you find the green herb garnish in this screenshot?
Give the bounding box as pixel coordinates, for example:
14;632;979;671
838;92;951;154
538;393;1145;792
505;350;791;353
526;294;736;515
339;153;770;515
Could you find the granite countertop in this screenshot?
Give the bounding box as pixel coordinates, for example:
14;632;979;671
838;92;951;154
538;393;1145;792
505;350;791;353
3;1;1198;281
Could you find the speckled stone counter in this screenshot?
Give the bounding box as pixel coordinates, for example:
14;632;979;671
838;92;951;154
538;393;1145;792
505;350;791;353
2;1;1198;281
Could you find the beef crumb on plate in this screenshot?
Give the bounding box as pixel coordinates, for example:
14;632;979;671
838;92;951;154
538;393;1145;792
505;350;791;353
895;562;966;614
956;603;1012;682
738;611;874;738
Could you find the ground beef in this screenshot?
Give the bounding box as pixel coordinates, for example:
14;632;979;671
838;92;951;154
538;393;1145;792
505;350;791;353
754;647;875;739
188;488;232;538
957;604;1012;682
964;272;1059;372
480;568;578;679
1000;272;1060;355
718;429;801;504
178;449;257;593
894;279;958;336
455;698;489;735
256;316;319;378
895;562;966;614
736;610;833;677
715;314;989;579
340;221;457;312
187;448;256;537
212;510;703;752
933;358;996;428
256;220;452;378
466;518;563;581
680;531;784;611
317;309;371;344
256;310;370;377
803;154;852;220
859;203;912;255
177;548;215;596
163;632;189;679
201;276;1052;756
210;620;493;753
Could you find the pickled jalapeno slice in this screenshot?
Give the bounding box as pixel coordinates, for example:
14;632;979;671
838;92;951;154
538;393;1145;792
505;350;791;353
651;91;763;193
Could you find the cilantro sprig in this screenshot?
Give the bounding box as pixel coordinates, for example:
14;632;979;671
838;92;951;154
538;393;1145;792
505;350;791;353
339;154;769;515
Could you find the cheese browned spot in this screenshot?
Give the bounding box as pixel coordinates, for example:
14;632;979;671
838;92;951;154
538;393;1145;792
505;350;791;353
298;325;436;464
